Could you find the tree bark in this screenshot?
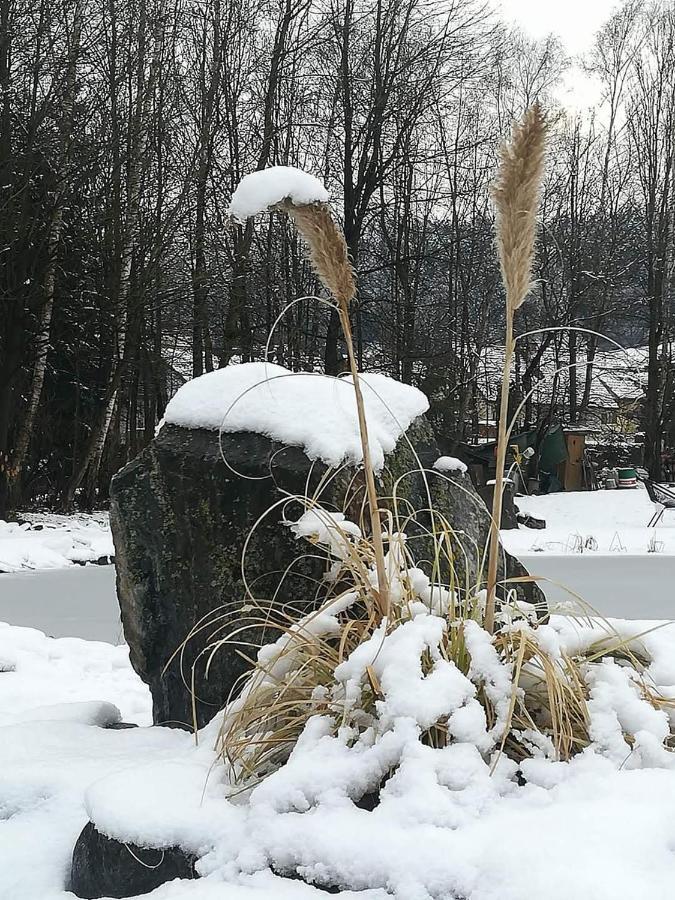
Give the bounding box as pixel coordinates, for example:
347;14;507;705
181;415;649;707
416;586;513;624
8;1;84;504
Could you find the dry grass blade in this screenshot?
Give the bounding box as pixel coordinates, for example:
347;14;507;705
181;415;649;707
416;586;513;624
491;102;548;311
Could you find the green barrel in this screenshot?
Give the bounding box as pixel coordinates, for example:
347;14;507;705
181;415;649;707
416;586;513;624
617;467;637;488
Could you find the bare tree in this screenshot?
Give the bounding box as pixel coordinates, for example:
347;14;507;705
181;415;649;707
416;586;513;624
7;0;84;503
628;2;675;478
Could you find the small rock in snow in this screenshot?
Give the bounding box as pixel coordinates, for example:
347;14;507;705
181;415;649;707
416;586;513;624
432;456;468;475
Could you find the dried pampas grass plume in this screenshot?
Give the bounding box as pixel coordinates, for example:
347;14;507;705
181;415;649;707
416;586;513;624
492;102;548;311
484;103;548;635
277;197;388;618
280;200;356;308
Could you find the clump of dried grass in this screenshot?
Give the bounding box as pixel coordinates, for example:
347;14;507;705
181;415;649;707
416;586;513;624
212;157;674;795
214;499;674;787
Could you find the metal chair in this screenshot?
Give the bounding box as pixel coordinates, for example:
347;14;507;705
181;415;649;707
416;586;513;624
643;478;675;527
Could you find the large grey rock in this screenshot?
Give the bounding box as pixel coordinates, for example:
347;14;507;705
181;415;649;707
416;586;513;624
110;417;544;729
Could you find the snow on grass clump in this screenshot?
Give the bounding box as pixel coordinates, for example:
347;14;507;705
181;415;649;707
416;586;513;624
228;166;329;223
163;362;429;472
75;593;675;899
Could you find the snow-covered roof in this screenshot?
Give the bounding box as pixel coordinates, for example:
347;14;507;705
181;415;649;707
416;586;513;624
163;362;429;472
476;345;648;410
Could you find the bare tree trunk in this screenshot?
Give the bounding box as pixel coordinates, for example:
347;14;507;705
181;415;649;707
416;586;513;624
64;3;161;508
191;0;222;377
8;1;83;504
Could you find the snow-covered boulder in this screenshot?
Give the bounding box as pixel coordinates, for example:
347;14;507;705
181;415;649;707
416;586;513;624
110;364;544;729
69;821;197;898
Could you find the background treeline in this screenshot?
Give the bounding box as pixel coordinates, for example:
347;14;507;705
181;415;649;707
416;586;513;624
1;0;674;513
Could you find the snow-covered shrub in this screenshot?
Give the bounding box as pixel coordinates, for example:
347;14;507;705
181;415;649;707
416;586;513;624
210;157;675;799
215;499;675;793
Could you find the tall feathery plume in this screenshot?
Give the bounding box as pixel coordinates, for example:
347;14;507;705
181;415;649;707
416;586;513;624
279;200;390;620
484;103;548;634
281;201;356;306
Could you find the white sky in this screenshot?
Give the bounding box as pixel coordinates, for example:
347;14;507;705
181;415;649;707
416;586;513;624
498;0;622;110
498;0;621;56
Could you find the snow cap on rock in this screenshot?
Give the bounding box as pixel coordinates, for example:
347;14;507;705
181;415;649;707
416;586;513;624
164;362;429;473
432;456;468;475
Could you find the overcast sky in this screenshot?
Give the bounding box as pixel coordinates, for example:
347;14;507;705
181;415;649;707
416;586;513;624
498;0;622;110
498;0;620;56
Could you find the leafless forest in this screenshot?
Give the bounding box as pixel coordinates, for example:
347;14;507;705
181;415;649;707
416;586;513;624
1;0;673;512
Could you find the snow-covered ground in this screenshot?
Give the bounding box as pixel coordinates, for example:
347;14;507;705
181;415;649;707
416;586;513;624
3;485;675;899
0;512;114;573
4;614;675;900
502;488;675;619
0;622;160;900
502;486;674;556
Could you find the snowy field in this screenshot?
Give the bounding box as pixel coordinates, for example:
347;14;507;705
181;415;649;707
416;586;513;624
503;487;675;556
501;488;675;619
0;512;114;572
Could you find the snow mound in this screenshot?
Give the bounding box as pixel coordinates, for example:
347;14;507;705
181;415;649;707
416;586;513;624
0;622;151;727
79;609;675;900
163;362;429;472
0;621;170;900
229;166;329;222
7;699;122;727
0;512;113;572
433;455;468;475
